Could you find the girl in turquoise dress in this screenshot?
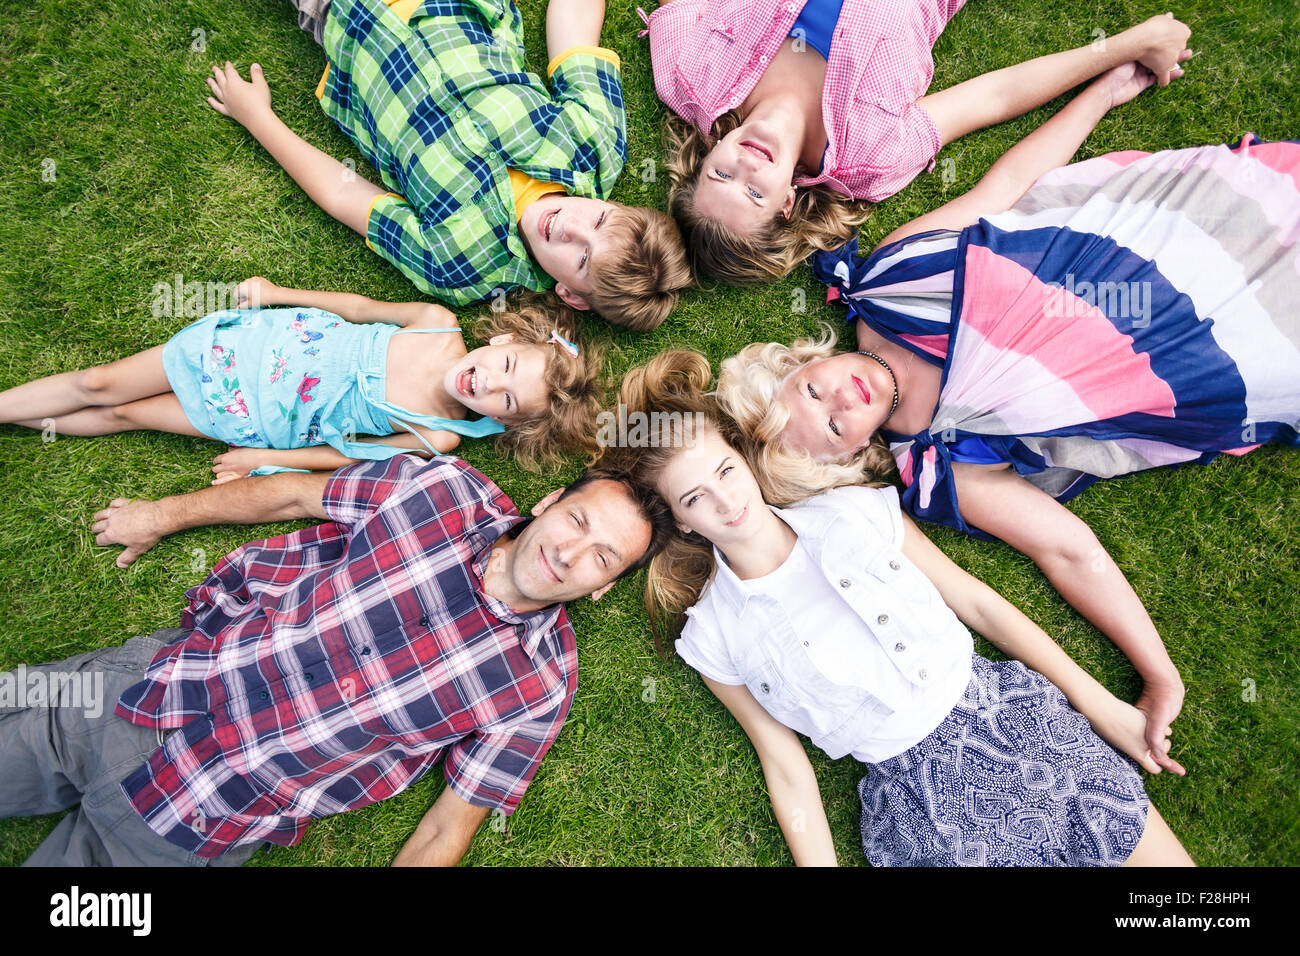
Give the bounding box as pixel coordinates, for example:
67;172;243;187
0;278;604;475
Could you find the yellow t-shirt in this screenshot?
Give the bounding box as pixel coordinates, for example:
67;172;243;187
508;169;566;223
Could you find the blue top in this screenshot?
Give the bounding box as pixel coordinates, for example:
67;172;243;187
789;0;845;62
161;307;505;471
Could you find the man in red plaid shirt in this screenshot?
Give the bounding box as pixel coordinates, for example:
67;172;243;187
0;455;670;866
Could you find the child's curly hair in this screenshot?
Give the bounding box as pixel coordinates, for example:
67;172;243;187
663;113;872;285
470;293;607;472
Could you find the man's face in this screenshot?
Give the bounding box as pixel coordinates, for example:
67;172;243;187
518;195;619;311
506;479;652;605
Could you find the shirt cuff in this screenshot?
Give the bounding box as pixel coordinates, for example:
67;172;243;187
364;191;406;254
547;45;621;78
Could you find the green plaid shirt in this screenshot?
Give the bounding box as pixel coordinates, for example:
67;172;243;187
317;0;627;304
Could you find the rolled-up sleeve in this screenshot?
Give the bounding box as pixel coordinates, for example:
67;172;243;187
517;47;627;197
442;703;571;815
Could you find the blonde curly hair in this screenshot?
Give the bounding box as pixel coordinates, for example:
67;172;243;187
715;325;897;505
663;113;872;285
470;293;607;472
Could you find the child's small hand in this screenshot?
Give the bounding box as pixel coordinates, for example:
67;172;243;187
212;445;272;480
236;276;278;309
1131;13;1192;87
206;62;273;127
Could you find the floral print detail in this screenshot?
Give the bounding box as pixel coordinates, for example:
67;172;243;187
268;349;289;384
222;389;249;418
290;315;324;345
297;376;322;403
212;344;236;374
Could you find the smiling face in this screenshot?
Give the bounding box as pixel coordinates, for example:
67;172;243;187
518;195;618;310
691;120;799;235
777;353;895;460
441;335;550;423
507;479;653;605
654;424;767;552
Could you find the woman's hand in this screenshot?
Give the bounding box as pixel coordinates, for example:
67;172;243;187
1087;692;1184;776
1091;62;1158;110
1125;13;1193;86
206;62;274;128
235;276;279;309
1135;674;1187;774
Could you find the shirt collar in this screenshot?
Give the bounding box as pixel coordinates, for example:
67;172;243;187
706;503;839;616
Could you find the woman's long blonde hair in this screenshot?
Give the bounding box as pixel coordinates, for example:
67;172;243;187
602;350;734;654
716;325;897;504
663;113;872;285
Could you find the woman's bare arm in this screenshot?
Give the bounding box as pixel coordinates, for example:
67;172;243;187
898;511;1178;775
704;677;839;865
949;462;1186;772
877;63;1162;249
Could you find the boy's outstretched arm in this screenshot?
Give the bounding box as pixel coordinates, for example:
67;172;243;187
545;0;606;61
206;61;382;235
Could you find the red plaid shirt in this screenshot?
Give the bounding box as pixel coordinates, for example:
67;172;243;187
644;0;967;202
115;455;578;858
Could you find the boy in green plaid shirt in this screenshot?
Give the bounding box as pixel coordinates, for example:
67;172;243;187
207;0;692;330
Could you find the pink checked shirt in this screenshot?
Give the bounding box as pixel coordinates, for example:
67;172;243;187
644;0;967;202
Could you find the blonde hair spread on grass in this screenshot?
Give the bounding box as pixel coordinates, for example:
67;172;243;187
604;350;733;655
663;113;872;285
716;325;897;505
585;204;695;331
471;293;607;472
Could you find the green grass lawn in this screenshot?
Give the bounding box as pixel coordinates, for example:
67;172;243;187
1;0;1297;866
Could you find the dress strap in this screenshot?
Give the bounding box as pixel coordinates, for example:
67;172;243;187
391;326;462;334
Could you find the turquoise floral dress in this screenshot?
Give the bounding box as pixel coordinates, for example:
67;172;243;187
161;307;504;459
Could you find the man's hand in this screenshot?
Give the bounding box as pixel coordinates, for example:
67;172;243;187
206;61;274;127
91;498;164;569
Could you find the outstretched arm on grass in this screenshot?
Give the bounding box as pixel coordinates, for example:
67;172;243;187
91;470;333;567
944;466;1186;775
875;60;1169;250
899;509;1185;776
234;276;458;329
545;0;607;61
920;14;1192;145
206;62;383;236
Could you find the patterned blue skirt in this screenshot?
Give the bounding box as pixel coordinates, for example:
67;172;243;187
858;654;1148;866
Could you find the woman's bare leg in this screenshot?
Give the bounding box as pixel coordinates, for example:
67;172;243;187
0;345;172;424
1122;802;1195;867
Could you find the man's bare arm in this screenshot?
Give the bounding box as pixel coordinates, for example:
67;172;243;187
392;786;492;867
91;471;334;568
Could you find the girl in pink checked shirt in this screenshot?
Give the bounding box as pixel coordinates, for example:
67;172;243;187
644;1;1193;284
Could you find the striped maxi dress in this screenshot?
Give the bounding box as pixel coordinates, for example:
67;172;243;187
812;135;1300;539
